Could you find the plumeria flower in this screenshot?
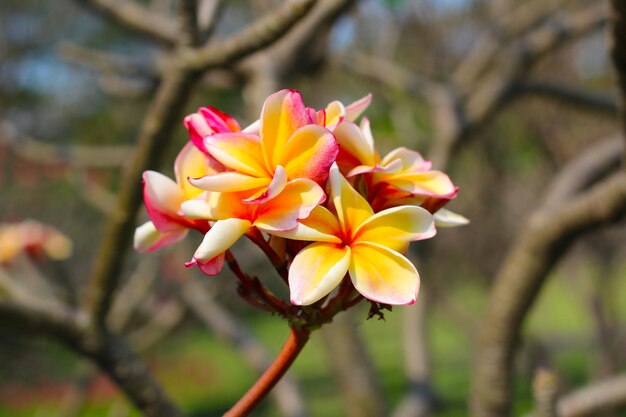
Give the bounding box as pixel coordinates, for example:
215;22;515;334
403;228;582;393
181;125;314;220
273;164;435;306
134;142;216;252
189;90;338;204
0;220;73;265
181;178;325;275
135;107;244;252
333;119;457;204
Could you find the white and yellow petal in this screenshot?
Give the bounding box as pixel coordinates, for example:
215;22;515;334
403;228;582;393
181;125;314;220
134;221;188;252
192;218;251;263
433;208;470;228
349;242;419;305
333;120;376;167
329;164;374;234
289;242;351;305
189;172;270;193
353;205;435;251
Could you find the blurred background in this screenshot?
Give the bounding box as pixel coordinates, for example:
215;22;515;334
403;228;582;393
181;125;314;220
1;0;625;416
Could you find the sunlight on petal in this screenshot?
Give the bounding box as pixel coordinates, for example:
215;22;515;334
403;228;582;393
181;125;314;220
283;125;338;183
383;170;457;197
143;171;185;231
350;242;418;305
381;147;430;171
261;90;310;169
329;164;374;235
204;133;268;177
174;142;213;199
345;94;372;122
353;206;435;251
289;243;351;305
333;121;376;167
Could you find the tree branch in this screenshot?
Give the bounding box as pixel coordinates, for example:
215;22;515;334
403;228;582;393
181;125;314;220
513;79;618;114
609;0;626;157
471;172;626;417
557;373;626;417
82;70;198;328
176;0;317;71
73;0;178;46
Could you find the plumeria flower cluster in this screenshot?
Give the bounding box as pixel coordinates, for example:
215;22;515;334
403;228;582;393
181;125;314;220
135;90;466;314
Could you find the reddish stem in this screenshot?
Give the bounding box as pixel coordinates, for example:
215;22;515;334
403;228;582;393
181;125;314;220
224;326;310;417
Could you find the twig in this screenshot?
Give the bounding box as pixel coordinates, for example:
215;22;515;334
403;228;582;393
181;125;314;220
557;373;626;417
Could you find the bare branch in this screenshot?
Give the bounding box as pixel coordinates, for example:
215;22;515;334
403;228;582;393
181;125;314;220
73;0;178;46
557;373;626;417
82;70;198;328
513;79;618;114
609;0;626;156
544;137;623;207
176;0;317;71
0;121;132;168
178;0;200;46
73;330;185;417
471;172;626;417
197;0;223;39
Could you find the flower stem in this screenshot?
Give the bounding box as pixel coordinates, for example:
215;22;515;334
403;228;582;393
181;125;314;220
224;326;310;417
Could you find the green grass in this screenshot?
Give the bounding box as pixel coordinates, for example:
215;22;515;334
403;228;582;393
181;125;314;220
1;266;623;417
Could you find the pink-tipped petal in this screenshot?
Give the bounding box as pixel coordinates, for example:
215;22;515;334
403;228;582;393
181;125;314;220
189;172;270;193
282;125;338;184
199;106;241;133
254;179;325;231
134;221;188;252
260;90;310;169
204;133;268;178
353;205;435;251
333;121;376;167
183;113;212;153
289;243;351;305
349;242;418;305
193;218;251;263
345;94;372;121
185;253;225;276
143;171;185;231
243;165;287;204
